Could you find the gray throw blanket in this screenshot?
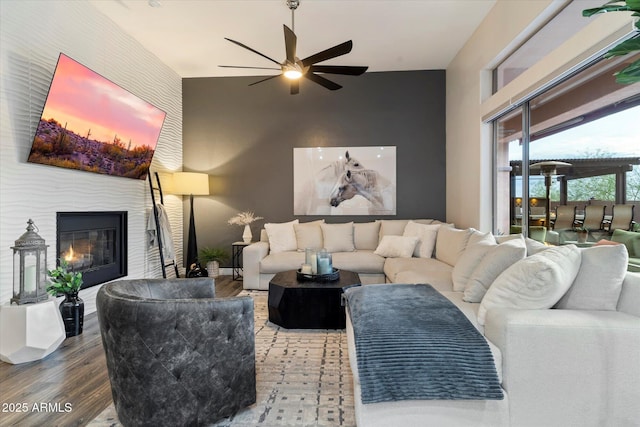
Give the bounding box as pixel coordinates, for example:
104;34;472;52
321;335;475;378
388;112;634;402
344;284;503;404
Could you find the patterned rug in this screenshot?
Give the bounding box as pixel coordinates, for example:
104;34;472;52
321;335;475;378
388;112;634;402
88;291;355;427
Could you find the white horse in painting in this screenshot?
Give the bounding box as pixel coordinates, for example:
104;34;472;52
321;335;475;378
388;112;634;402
294;150;395;215
329;169;395;215
295;151;366;215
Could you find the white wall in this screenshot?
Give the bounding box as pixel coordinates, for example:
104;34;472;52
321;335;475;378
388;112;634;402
446;0;632;231
0;1;183;314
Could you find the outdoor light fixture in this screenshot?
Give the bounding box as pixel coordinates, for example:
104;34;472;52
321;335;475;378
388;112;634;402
530;161;572;230
171;172;210;272
11;219;49;305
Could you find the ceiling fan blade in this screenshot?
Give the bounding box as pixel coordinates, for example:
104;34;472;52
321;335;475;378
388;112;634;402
304;72;342;91
219;65;281;71
290;80;300;95
283;25;297;64
301;40;353;66
224;37;281;66
248;74;281;86
309;65;368;76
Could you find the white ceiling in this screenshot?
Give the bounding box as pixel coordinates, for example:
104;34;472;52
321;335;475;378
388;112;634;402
90;0;496;78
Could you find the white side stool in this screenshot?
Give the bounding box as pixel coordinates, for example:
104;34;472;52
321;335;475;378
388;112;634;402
0;300;65;364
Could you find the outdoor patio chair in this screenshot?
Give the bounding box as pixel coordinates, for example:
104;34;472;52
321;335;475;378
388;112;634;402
581;205;606;231
552;205;576;230
606;204;636;232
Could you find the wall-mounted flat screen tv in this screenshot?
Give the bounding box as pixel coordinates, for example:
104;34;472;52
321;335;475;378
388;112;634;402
27;53;166;180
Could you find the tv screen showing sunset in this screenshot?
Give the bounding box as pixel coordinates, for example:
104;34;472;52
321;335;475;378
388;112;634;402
28;53;166;180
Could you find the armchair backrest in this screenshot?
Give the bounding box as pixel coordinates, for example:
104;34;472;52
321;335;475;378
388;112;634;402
96;279;256;426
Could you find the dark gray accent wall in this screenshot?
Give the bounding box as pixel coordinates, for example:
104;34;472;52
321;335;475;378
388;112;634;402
182;70;445;265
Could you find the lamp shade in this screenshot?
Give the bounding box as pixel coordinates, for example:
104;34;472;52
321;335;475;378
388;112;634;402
171;172;209;196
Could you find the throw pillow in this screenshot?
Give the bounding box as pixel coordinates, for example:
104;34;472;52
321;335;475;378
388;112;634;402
294;222;324;251
462;237;527;302
451;232;496;292
402;221;441;258
378;220;410;241
434;226;472;266
555;244;628;310
477;244;581;326
321;222;355;252
374;235;419;258
264;220;299;254
354;221;381;250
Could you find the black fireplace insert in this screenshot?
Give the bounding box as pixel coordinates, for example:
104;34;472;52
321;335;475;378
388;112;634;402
56;211;127;289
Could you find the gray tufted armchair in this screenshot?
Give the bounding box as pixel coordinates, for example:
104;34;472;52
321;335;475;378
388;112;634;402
96;278;256;427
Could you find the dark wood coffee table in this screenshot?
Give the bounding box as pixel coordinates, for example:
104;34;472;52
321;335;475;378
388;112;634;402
268;270;361;329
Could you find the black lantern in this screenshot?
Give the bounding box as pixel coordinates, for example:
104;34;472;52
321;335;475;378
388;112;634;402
11;219;49;305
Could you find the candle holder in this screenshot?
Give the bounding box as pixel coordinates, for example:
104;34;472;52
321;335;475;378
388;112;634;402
11;219;49;305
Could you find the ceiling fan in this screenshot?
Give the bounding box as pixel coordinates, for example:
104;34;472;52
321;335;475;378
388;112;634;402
219;0;368;95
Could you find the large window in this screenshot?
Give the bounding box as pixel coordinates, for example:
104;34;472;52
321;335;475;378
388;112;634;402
494;52;640;241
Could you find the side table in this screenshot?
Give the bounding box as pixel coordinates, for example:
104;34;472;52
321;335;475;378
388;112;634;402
232;241;251;280
0;300;66;364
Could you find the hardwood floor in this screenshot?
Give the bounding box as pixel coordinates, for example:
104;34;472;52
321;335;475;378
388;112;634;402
0;276;243;427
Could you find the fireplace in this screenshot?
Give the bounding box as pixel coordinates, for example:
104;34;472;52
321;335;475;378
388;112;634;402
56;212;127;289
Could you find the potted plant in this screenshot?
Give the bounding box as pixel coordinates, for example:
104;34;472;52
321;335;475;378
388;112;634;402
574;226;589;244
228;211;263;243
46;259;84;337
199;247;230;278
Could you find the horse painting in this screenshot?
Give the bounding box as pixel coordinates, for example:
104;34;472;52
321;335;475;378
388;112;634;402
294;149;396;215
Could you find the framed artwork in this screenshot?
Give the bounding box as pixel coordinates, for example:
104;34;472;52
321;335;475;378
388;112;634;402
294;147;396;215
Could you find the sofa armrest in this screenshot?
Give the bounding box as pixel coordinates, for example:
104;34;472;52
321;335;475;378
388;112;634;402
242;242;270;289
484;308;640;426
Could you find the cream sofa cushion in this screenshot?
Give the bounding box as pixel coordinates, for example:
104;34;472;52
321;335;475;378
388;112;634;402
294;221;324;250
259;251;306;273
403;221;441;258
321;222;355;252
385;258;454;292
374;235;419;258
264;220;299;254
463;237;527;302
435;226;472;267
354;221;381;250
378;219;436;241
477;244;581;326
332;251;386;273
555;244;628;310
451;232;496;292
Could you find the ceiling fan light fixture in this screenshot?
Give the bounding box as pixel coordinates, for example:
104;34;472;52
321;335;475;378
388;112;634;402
221;0;368;93
283;69;302;79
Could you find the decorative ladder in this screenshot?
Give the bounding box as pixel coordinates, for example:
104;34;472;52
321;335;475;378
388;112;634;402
148;171;180;278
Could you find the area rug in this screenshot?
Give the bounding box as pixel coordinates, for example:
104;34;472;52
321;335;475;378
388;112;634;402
88;290;355;427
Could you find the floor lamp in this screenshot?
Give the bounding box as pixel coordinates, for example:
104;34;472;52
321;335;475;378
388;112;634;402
172;172;210;273
530;161;571;230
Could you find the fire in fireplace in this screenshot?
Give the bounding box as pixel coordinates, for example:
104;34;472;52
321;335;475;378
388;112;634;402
56;212;127;289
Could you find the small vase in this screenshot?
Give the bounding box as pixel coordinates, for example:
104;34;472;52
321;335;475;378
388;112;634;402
206;260;220;278
60;292;84;338
242;224;252;243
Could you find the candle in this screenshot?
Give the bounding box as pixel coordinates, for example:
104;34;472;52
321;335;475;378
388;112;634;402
317;258;331;275
310;253;318;274
301;264;312;274
24;265;36;293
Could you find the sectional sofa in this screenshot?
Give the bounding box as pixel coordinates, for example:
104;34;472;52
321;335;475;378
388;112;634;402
243;219;640;426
